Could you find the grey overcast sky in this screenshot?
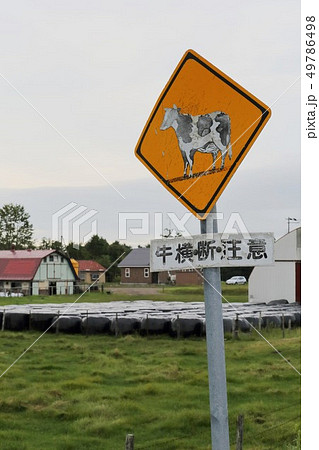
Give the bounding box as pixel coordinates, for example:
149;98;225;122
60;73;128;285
0;0;301;245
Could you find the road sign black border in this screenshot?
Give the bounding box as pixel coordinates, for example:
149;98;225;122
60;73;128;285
136;50;270;217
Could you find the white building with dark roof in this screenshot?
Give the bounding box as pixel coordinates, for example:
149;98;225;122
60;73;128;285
249;228;301;304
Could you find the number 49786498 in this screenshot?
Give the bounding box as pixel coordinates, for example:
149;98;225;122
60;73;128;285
306;17;316;79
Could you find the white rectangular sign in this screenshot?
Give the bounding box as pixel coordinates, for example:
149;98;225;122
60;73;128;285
150;233;274;272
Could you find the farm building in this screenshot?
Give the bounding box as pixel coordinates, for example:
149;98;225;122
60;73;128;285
0;249;78;296
118;248;155;284
77;260;107;284
249;227;301;304
118;248;203;285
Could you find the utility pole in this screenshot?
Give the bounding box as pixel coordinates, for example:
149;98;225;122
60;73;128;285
201;205;230;449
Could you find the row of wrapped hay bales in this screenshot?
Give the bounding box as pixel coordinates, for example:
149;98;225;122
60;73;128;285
0;306;300;336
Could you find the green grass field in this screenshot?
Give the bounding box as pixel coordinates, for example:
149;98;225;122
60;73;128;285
0;328;300;449
0;283;248;306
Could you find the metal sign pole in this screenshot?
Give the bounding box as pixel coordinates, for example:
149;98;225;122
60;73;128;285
201;204;230;449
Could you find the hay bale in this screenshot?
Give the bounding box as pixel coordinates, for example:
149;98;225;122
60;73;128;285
171;316;203;337
30;312;56;332
81;316;111;334
223;318;233;333
267;299;289;305
4;312;29;331
110;316;141;335
52;316;82;333
263;315;281;328
140;316;171;335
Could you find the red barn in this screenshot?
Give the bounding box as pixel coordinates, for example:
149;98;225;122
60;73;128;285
0;249;78;296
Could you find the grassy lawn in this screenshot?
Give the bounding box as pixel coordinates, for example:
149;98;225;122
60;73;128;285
0;283;248;306
0;328;300;449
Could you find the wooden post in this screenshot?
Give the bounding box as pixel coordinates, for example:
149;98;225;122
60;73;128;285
146;314;149;337
233;314;239;339
115;313;119;337
258;312;262;331
282;314;285;338
1;309;5;331
125;434;134;450
86;310;89;336
176;314;181;339
236;414;244;450
29;309;32;331
56;310;60;334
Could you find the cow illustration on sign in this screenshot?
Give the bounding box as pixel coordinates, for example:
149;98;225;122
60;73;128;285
160;105;232;178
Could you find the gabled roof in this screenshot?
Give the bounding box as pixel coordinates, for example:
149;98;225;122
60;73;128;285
77;260;106;272
0;250;55;281
118;248;150;268
0;258;41;281
0;249;55;259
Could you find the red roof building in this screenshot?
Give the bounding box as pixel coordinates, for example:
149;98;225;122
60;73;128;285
0;249;78;296
77;260;107;284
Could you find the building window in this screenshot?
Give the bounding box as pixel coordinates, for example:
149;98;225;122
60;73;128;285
91;273;99;281
125;268;130;278
43;257;47;263
144;268;149;278
49;255;54;262
61;257;64;263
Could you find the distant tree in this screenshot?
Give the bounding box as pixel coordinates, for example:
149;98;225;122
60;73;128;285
84;235;109;259
38;238;63;251
96;254;112;281
57;235;131;282
108;241;130;262
107;241;131;281
97;254;112;269
65;243;90;260
0;203;34;249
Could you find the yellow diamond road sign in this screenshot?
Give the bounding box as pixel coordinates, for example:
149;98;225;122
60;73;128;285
135;49;271;220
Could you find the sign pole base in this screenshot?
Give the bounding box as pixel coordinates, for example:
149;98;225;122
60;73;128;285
201;204;230;449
